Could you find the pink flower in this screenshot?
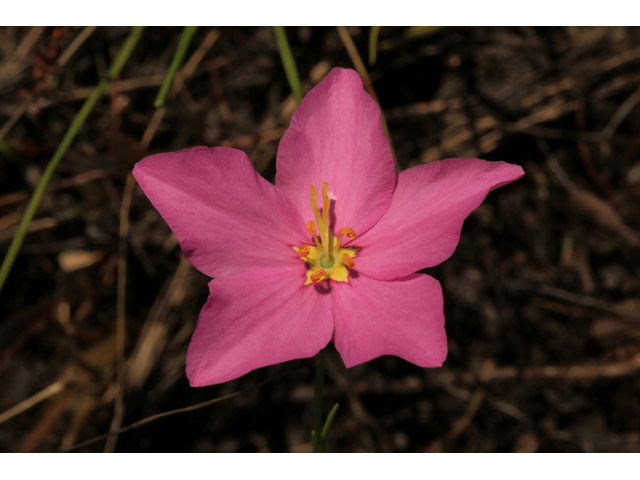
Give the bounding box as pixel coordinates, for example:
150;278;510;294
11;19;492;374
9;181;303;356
133;68;524;386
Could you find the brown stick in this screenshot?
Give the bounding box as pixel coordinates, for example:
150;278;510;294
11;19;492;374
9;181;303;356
336;26;400;173
63;372;287;452
455;352;640;384
103;173;136;452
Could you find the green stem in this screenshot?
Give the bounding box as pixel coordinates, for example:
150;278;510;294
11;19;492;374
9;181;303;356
311;352;325;453
0;26;145;293
369;26;381;66
154;26;198;108
273;26;302;105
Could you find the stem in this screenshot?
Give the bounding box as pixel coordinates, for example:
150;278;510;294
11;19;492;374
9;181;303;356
0;26;145;294
312;352;325;453
273;26;302;105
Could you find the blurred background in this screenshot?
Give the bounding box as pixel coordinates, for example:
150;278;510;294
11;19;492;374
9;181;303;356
1;26;640;452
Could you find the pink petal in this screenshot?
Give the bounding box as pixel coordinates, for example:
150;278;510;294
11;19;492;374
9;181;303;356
356;158;524;280
133;147;309;279
276;68;396;237
186;266;334;386
331;272;447;368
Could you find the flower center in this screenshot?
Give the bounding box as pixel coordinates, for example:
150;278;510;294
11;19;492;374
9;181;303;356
293;182;358;285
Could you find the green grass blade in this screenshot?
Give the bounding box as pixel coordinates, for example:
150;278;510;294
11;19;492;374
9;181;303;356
154;26;198;108
320;403;339;453
0;26;145;293
369;26;381;66
273;26;302;105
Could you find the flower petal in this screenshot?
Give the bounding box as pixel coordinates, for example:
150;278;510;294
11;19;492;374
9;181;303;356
133;147;308;279
356;158;524;279
331;272;447;368
276;68;396;237
186;266;334;386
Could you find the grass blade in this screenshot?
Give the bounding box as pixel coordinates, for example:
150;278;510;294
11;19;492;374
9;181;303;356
0;26;145;293
320;402;339;453
368;26;381;66
153;26;198;108
273;26;302;105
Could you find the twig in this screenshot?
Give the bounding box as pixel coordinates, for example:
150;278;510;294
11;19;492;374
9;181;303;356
34;75;165;108
538;138;576;191
535;283;640;320
0;96;31;143
509;276;640;321
57;26;98;67
0;169;106;210
455;352;640;384
140;107;166;149
499;123;632;146
174;29;220;91
104;173;135;452
125;256;192;389
0;380;65;425
7;27;45;65
602;87;640;139
336;26;399;172
445;388;486;443
0;26;45;87
425;387;487;452
63;372;288;452
576;96;616;201
540;138;640;248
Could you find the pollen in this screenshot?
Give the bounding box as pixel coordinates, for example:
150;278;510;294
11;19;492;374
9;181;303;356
293;182;359;285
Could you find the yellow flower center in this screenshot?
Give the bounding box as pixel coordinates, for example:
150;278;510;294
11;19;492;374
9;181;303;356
293;182;359;285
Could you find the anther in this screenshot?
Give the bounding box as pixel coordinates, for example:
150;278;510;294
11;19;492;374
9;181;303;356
321;182;330;226
337;227;356;248
342;253;355;269
310;270;326;283
298;245;310;257
338;228;356;240
306;221;321;249
306;221;316;236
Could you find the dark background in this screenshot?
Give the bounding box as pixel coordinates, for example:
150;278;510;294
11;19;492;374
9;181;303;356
1;26;640;452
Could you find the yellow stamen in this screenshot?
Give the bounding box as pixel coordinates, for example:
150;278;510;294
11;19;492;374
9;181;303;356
310;269;326;283
322;182;332;258
322;182;330;229
310;185;329;259
298;182;359;286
